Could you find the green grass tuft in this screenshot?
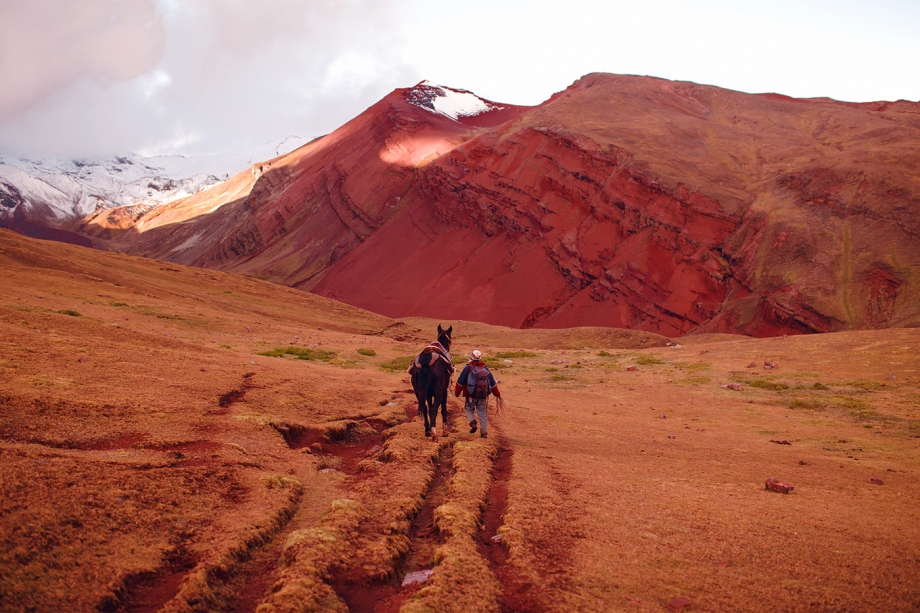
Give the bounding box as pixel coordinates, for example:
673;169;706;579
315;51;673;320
493;351;538;359
790;398;823;409
259;347;337;361
379;355;415;372
356;348;376;357
56;309;81;317
635;355;664;366
749;379;790;391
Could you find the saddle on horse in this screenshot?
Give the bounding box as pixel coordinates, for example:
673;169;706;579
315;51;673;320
408;341;455;374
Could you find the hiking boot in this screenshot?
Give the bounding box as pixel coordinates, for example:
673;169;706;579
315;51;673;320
480;432;488;438
469;421;477;434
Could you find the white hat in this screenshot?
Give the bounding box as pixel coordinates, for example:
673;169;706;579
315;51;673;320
470;349;482;361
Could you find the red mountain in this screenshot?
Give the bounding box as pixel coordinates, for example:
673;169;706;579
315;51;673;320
79;75;920;336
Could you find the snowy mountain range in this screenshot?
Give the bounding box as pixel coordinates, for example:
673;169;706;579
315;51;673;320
0;135;311;230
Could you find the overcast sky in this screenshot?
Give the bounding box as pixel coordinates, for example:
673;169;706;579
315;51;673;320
1;0;918;158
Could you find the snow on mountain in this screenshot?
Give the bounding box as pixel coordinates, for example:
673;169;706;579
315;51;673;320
0;135;312;228
406;81;503;121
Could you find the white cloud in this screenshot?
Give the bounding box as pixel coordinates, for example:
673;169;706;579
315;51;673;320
0;0;917;157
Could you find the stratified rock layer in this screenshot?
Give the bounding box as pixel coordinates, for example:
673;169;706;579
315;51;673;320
81;75;920;336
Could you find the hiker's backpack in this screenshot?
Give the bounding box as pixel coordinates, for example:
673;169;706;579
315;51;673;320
467;364;491;399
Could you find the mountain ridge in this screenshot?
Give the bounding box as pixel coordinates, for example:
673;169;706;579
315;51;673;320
9;74;920;336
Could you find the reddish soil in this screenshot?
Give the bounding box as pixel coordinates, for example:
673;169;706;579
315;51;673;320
108;552;198;613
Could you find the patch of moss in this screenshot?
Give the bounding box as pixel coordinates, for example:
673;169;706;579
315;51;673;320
635;355;664;366
356;348;376;357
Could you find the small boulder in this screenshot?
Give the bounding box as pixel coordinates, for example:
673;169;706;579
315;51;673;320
668;595;692;610
769;439;792;445
764;361;778;369
765;477;794;494
870;478;884;485
402;569;434;587
721;383;743;391
746;362;757;368
626;365;638;372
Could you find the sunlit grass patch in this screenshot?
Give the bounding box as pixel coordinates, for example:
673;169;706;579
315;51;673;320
550;375;576;381
635;355;665;366
259;346;337;361
379;355;415;372
356;348;376;357
684;362;712;372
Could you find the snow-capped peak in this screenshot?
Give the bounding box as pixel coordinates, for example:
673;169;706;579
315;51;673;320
406;81;502;121
0;135;313;228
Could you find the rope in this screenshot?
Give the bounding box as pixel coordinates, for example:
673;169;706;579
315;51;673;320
493;395;506;419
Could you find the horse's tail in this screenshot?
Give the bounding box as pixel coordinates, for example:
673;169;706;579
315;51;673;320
417;352;434;396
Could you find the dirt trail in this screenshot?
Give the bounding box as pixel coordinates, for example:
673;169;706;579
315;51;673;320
105;550;198;613
333;442;456;613
227;428;391;610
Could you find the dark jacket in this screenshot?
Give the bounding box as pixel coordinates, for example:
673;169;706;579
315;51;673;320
454;361;501;397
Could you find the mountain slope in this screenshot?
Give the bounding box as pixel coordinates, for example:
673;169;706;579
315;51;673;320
82;76;920;336
0;136;312;243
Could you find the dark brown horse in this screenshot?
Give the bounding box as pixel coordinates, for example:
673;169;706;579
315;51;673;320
411;325;454;437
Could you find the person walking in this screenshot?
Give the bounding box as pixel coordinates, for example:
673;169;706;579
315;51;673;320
454;349;501;438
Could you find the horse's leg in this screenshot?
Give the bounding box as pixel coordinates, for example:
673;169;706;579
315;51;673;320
439;393;449;433
427;395;439;439
421;396;431;435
